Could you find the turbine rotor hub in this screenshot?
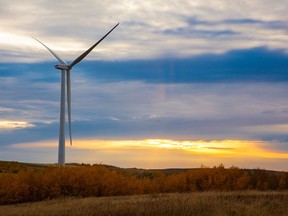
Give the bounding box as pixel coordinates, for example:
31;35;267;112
55;64;70;70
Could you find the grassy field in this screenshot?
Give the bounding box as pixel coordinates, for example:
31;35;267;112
1;191;288;216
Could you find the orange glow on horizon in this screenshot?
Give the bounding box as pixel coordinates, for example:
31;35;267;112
12;138;288;159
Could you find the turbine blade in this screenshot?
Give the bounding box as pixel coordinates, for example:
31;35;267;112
32;36;67;65
69;23;119;68
67;70;73;146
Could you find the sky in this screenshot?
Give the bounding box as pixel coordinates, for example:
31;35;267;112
1;0;288;170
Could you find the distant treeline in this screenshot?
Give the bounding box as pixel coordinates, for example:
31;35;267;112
0;162;287;205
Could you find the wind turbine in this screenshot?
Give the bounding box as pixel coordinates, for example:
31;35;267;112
33;23;119;166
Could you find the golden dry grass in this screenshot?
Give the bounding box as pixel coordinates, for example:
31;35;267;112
1;191;288;216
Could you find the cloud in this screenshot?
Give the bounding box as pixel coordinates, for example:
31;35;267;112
0;120;34;129
67;47;288;83
163;28;238;38
1;79;288;148
1;0;288;62
3;47;283;85
2;47;288;148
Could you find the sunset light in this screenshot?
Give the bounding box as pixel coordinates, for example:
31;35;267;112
12;139;288;168
70;139;288;159
0;120;34;129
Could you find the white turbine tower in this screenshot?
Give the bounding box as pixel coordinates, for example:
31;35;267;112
33;23;119;166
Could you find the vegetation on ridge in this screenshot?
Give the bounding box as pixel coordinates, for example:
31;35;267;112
0;161;287;205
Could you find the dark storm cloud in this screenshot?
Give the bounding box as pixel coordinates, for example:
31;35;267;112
2;47;288;85
75;47;288;83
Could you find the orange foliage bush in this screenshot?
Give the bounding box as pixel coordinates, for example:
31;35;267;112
0;164;287;205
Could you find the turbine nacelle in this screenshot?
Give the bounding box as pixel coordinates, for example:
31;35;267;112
55;64;70;70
